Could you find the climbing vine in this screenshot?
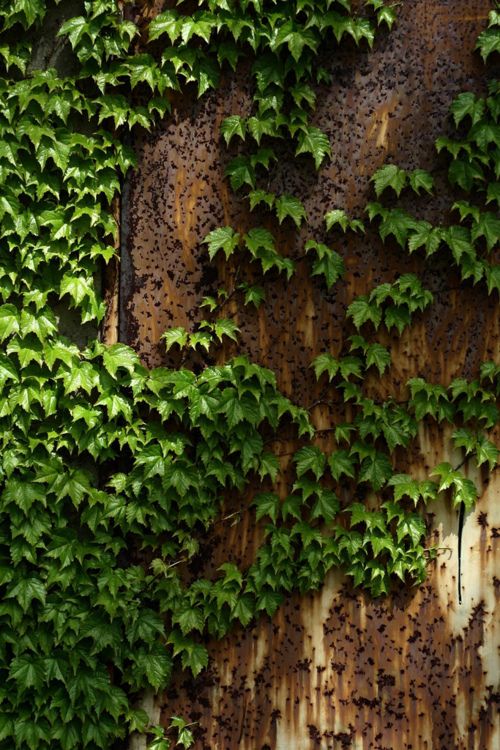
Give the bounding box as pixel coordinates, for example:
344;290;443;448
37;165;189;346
0;1;498;749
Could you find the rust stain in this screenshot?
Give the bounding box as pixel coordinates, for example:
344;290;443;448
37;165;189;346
121;0;500;748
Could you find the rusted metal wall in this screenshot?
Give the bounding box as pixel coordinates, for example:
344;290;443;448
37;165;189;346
121;1;499;748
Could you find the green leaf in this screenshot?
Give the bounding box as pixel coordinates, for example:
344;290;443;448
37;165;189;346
239;283;265;308
311;488;339;523
378;208;416;247
248;190;275;211
371;164;407;197
163;327;188;351
212;318;239;342
202;226;240;260
450;91;485;126
325;209;364;233
476;27;500;62
347;296;383;329
102;343;139;377
148;9;181;43
244;227;276;255
220;115;246;146
275;194;306;227
225;156;255;191
311;353;339;382
475;435;498;471
328;450;356;481
253;492;280;523
358;452;393;490
408;169;434;195
258;451;280;482
306;241;345;289
295;126;331;169
136;650;172;690
294;446;326;480
7;577;46;612
0;305;19;341
365;343;391;374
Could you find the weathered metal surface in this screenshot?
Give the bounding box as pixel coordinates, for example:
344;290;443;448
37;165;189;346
122;1;499;748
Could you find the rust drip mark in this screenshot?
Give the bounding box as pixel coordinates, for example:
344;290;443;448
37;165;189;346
458;500;465;605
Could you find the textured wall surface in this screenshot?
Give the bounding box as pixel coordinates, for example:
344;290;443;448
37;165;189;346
122;1;499;748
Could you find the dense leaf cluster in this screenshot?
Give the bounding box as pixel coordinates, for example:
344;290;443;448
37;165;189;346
0;0;498;749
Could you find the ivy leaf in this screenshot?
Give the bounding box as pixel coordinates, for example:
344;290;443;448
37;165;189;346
371;164;407;197
225;156;255;191
476;27;500;62
181;642;208;677
378;208;416;247
202;226;240;260
325;209;364;233
248;190;275;211
136;650;172;690
408;169;434;195
347;296;383;330
311;353;339;382
220;115;246;146
306;241;345;289
239;283;265;308
256;588;283;616
7;577;46;612
102;343;139;377
365;343;391;374
359;452;393;490
328;450;356;481
0;304;20;341
212;318;239;342
258;451;280;482
294;446;326;480
163;327;188;351
311;488;339;523
58;15;88;48
275;194;306;227
295;126;331;169
471;212;500;252
253;492;280;523
450;91;485;126
244;227;276;255
148;10;181;43
396;513;426;547
281;494;303;521
431;463;478;511
384;305;410;334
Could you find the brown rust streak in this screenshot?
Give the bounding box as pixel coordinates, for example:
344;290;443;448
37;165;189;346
122;0;499;748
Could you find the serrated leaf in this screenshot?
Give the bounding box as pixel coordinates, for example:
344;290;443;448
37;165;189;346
347;296;383;330
371;164;407;197
202;226;240;260
328;450;356;481
408;169;434;195
306;241;345;289
294;446;326;480
220;115;246;146
311;353;339;382
310;488;339;523
295;126;331;169
365;343;391;374
359;452;393;490
163;327;188;351
275;194;306;227
253;492;280;523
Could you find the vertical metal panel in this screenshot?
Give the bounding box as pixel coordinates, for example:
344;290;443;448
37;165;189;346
122;1;499;747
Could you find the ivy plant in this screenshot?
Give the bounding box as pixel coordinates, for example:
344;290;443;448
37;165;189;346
0;1;498;749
